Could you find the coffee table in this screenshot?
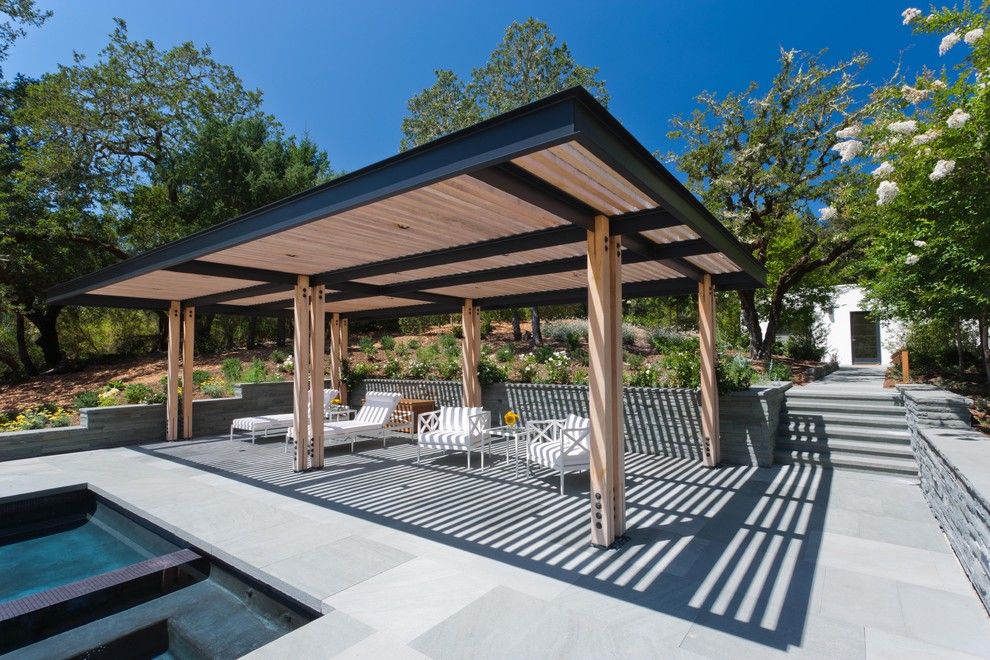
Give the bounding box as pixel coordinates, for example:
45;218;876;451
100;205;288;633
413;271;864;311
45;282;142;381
488;425;531;477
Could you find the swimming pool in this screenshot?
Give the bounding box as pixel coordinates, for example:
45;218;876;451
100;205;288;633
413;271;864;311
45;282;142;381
0;487;316;658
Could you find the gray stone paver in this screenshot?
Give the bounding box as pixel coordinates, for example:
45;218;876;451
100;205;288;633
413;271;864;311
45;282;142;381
0;431;987;659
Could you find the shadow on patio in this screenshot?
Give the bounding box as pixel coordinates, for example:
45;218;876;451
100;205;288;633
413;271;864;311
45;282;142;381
133;434;831;652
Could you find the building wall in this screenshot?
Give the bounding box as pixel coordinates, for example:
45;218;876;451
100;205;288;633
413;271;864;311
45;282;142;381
817;285;901;366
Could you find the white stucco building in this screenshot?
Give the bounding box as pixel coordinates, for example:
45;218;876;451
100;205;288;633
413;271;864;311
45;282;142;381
817;285;902;366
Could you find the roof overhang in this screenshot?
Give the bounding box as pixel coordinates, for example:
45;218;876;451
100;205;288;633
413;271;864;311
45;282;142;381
47;87;766;319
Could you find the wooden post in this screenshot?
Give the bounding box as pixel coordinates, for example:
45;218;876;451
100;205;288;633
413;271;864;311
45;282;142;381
292;276;311;472
309;285;325;469
329;313;341;396
460;299;482;406
698;273;720;467
340;318;348;403
181;306;195;439
587;215;624;547
901;349;910;384
166;300;181;442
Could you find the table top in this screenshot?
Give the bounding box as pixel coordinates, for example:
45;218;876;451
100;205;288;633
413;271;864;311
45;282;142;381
489;425;530;436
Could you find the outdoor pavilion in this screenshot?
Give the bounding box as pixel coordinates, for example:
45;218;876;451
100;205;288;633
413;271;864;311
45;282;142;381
47;87;766;548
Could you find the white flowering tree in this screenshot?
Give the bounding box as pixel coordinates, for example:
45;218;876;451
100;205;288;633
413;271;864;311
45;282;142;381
669;50;876;360
859;4;990;380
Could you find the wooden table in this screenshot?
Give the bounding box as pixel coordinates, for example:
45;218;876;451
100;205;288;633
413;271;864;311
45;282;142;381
389;398;436;434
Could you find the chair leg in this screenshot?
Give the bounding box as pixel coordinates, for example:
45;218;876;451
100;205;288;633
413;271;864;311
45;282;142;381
467;449;471;469
417;444;421;463
560;467;565;495
481;444;485;470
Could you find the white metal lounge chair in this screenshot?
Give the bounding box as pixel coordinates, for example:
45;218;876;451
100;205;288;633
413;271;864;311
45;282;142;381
230;389;339;443
286;391;402;453
526;414;591;494
417;406;491;469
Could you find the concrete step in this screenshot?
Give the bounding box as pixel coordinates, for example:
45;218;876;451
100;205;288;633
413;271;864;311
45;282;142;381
782;400;907;416
785;388;901;404
775;437;915;458
777;422;911;444
779;411;908;429
773;449;918;476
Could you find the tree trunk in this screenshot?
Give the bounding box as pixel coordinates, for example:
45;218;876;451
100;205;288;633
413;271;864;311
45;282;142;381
246;317;258;349
955;316;965;376
27;307;63;369
15;313;37;376
511;309;522;341
738;290;765;359
979;314;990;384
276;317;287;347
530;306;542;345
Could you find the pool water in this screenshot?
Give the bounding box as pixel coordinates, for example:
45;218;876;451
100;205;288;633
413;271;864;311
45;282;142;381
0;493;178;603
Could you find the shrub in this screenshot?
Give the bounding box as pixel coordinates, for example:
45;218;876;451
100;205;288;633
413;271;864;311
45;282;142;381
495;345;514;363
49;411;71;427
477;357;507;385
572;369;588;385
221;358;243;383
243;357;278;383
660;348;700;388
436;359;461;380
621;323;640;346
269;349;288;364
627;363;661;387
625;352;645;370
359;336;376;355
98;388;121;407
480;317;493;338
383;357;402;379
106;379;125;390
650;329;697;354
533;345;555;363
407;339;421;350
544;319;588;342
123;383;154;404
406;361;431;379
764;360;793;382
545;351;571;384
399;315;442;336
342;360;374;390
437;333;458;353
784;333;825;362
394;341;410;358
718;355;755;394
516;354;539;383
453;326;463;339
192;370;211;387
277;356;294;374
145;391;167;405
200;378;229;398
380;335;396;351
74;391;101;409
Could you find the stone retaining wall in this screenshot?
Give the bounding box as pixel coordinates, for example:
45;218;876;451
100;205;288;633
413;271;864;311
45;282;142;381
897;383;989;611
353;378;789;465
0;381;309;462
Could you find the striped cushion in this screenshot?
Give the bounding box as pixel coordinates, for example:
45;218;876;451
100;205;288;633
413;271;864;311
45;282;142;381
419;430;485;450
527;440;590;468
438;406;482;432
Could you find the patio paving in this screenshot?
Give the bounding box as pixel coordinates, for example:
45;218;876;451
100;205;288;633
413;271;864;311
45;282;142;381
1;433;988;659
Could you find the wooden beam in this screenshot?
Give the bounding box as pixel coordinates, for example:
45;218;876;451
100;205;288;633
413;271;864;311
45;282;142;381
698;273;719;467
181;306;195;439
165;260;297;284
620;232;704;280
292;276;311;472
587;215;623;547
183;281;294;307
466;163;598;230
310;285;325;469
460;299;482;407
166;301;180;442
340;318;349;402
609;235;625;537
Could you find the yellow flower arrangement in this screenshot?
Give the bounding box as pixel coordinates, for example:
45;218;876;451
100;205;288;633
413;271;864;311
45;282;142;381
504;410;519;427
331;397;342;405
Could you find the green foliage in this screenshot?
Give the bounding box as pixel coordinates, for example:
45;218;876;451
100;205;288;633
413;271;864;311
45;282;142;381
436;359;461;380
407;339;421;350
342;360;373;391
477;356;507;386
243;357;278;383
200;379;228;398
191;369;211;387
406;360;431;380
718;355;755;394
398;316;440;336
625;352;645;370
415;344;439;363
73;390;100;409
764;360;793;382
221;358;243;383
516;353;538;383
784;332;825;362
495;345;514;363
269;349;288;364
532;345;554;363
383;357;402;379
122;383;153;404
106;379;125;390
358;336;376;355
650;329;698;354
379;335;396;351
480;317;493;339
659;348;701;389
400;18;608;149
627;363;661;387
544;350;571;384
669;49;872;358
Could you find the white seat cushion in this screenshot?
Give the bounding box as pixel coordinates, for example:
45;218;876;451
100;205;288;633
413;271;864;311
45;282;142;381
231;414;293;432
419;430;484;451
438;406;482;432
527;440;590;468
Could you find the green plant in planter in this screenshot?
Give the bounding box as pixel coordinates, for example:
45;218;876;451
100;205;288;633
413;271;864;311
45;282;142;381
764;360;793;382
123;383;154;404
74;391;101;409
718;355;755;394
200;378;229;398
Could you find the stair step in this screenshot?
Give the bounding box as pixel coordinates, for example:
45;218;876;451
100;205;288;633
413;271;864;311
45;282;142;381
782;400;906;416
777;423;911;443
773;449;918;476
779;412;908;429
775;437;914;458
785;389;901;404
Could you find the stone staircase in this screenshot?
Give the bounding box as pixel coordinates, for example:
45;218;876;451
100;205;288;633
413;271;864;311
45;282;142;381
774;384;917;477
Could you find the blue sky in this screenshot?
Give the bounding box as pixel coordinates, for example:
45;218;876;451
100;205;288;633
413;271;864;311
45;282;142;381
7;1;953;173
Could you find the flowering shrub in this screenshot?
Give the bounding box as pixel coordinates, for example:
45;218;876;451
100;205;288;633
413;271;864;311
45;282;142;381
627;363;661;387
516;353;538;383
123;383;154;404
200;378;229;398
544;350;571;384
383;357;402;379
406;361;431;379
98;388;121;406
477;357;507;385
0;407;72;432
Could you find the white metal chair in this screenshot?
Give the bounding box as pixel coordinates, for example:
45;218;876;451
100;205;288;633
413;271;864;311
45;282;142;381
417;406;491;469
526;414;591;494
286;391;402;453
231;388;340;443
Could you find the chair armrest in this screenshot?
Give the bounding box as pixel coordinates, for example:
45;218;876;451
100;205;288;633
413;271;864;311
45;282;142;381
417;409;440;435
560;425;591;456
467;411;491;436
526;419;563;444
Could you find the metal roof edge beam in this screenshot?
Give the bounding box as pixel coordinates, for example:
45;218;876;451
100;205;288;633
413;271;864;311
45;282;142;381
184;282;294;307
608;208;681;235
466;163;597;230
620;233;705;281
